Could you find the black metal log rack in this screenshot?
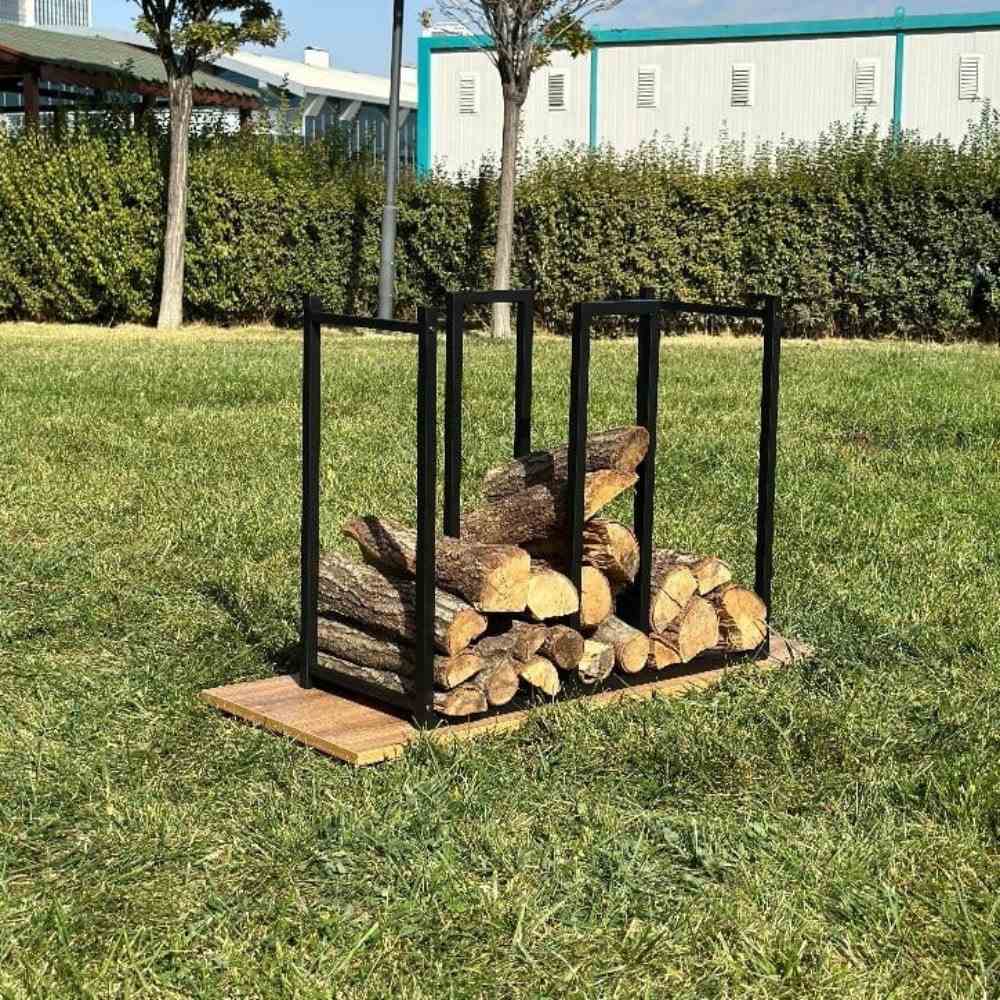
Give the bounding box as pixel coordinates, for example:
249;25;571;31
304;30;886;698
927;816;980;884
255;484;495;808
299;291;782;726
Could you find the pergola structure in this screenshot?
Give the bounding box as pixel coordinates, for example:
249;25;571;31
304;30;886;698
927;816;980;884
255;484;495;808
0;24;260;126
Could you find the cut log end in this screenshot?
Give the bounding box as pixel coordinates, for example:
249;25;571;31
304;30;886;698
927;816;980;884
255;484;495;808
590;615;649;674
710;584;768;652
518;656;561;697
652;596;720;664
526;565;580;621
541;625;585;670
468;656;520;706
578;639;615;685
579;566;613;628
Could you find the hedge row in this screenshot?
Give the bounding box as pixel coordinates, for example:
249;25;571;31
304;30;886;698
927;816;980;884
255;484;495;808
3;115;1000;339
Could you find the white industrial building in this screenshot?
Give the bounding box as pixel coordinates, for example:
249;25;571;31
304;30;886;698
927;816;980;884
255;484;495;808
0;0;90;28
417;10;1000;172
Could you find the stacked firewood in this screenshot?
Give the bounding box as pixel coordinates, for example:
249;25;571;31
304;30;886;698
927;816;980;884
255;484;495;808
315;426;767;717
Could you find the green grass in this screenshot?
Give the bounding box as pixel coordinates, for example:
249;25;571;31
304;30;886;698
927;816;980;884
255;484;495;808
1;324;999;999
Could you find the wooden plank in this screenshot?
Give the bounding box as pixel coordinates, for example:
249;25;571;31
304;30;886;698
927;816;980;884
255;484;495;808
201;633;810;766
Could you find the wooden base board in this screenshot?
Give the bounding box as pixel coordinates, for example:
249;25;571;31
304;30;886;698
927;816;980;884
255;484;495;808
201;633;811;766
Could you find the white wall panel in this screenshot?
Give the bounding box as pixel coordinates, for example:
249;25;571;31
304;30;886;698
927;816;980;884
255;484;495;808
431;47;591;172
903;29;1000;144
597;35;897;156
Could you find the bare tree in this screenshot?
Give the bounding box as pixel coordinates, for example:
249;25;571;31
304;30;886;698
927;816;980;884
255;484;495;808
432;0;623;335
134;2;285;330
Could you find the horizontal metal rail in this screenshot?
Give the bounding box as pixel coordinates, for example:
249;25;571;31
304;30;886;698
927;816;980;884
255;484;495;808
311;313;428;335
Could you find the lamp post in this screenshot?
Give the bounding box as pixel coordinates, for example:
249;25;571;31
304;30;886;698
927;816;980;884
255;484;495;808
377;0;405;320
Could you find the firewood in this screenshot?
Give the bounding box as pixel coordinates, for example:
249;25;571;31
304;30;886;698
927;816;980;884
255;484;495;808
663;551;733;595
316;616;482;689
579;566;613;628
589;615;649;674
578;640;615;684
541;625;585;670
317;653;487;717
342;515;530;613
517;656;561;696
527;519;640;587
651;597;720;663
708;584;768;651
467;655;520;706
462;471;638;546
482;426;650;503
649;635;683;669
318;551;487;656
474;622;546;662
649;550;700;633
525;565;580;621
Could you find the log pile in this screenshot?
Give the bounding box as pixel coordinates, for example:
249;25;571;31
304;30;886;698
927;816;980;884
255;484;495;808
315;426;768;717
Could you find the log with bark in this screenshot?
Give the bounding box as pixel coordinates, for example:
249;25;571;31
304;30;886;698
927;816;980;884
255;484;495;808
589;615;649;674
482;426;650;503
526;519;640;587
343;516;530;613
474;622;547;662
578;639;615;684
317;653;487;717
316;616;482;689
662;551;733;595
708;584;768;652
525;565;579;621
318;551;487;656
462;470;638;547
649;550;700;633
467;655;520;706
517;656;561;696
541;625;585;670
651;596;720;664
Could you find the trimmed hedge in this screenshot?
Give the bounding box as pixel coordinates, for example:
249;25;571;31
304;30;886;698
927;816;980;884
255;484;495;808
2;116;1000;339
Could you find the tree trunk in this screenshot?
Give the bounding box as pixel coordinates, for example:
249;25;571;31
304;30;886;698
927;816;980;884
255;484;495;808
317;551;487;656
342;515;530;613
491;93;522;338
482;427;649;504
158;74;193;331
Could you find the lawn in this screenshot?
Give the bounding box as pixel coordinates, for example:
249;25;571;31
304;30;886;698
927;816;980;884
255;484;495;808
1;324;998;999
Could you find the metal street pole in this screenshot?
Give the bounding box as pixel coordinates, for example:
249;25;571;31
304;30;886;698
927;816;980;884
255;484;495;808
377;0;405;320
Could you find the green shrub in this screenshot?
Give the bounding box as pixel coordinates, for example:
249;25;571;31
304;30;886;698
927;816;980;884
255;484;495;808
2;113;1000;339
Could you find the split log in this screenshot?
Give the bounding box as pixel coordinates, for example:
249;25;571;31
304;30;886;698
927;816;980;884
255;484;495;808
318;551;487;656
343;516;530;613
649;635;682;669
316;616;482;689
663;551;733;595
579;566;613;628
517;656;561;696
589;615;649;674
474;622;546;662
709;584;768;652
467;656;520;706
317;653;486;717
527;519;640;587
649;550;700;633
541;625;585;670
651;596;720;664
482;426;650;503
462;470;638;546
578;640;615;685
525;565;579;621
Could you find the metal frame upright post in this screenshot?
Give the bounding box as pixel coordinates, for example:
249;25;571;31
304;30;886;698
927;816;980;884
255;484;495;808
300;295;322;690
566;303;593;629
754;296;782;656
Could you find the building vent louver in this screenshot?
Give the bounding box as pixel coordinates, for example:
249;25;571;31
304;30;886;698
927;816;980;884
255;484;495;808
637;65;660;109
731;63;755;107
959;54;983;100
548;71;567;111
458;73;480;115
854;58;879;106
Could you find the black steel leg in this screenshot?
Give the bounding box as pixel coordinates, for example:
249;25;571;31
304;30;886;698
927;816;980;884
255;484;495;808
566;304;592;630
300;295;322;689
514;298;534;458
443;293;464;538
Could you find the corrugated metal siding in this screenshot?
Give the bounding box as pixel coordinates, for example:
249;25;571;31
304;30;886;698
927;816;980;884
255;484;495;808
430;47;591;171
597;34;897;154
902;28;1000;143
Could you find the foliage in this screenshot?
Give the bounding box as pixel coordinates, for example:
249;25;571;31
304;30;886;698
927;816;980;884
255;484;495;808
1;327;999;997
4;113;1000;338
